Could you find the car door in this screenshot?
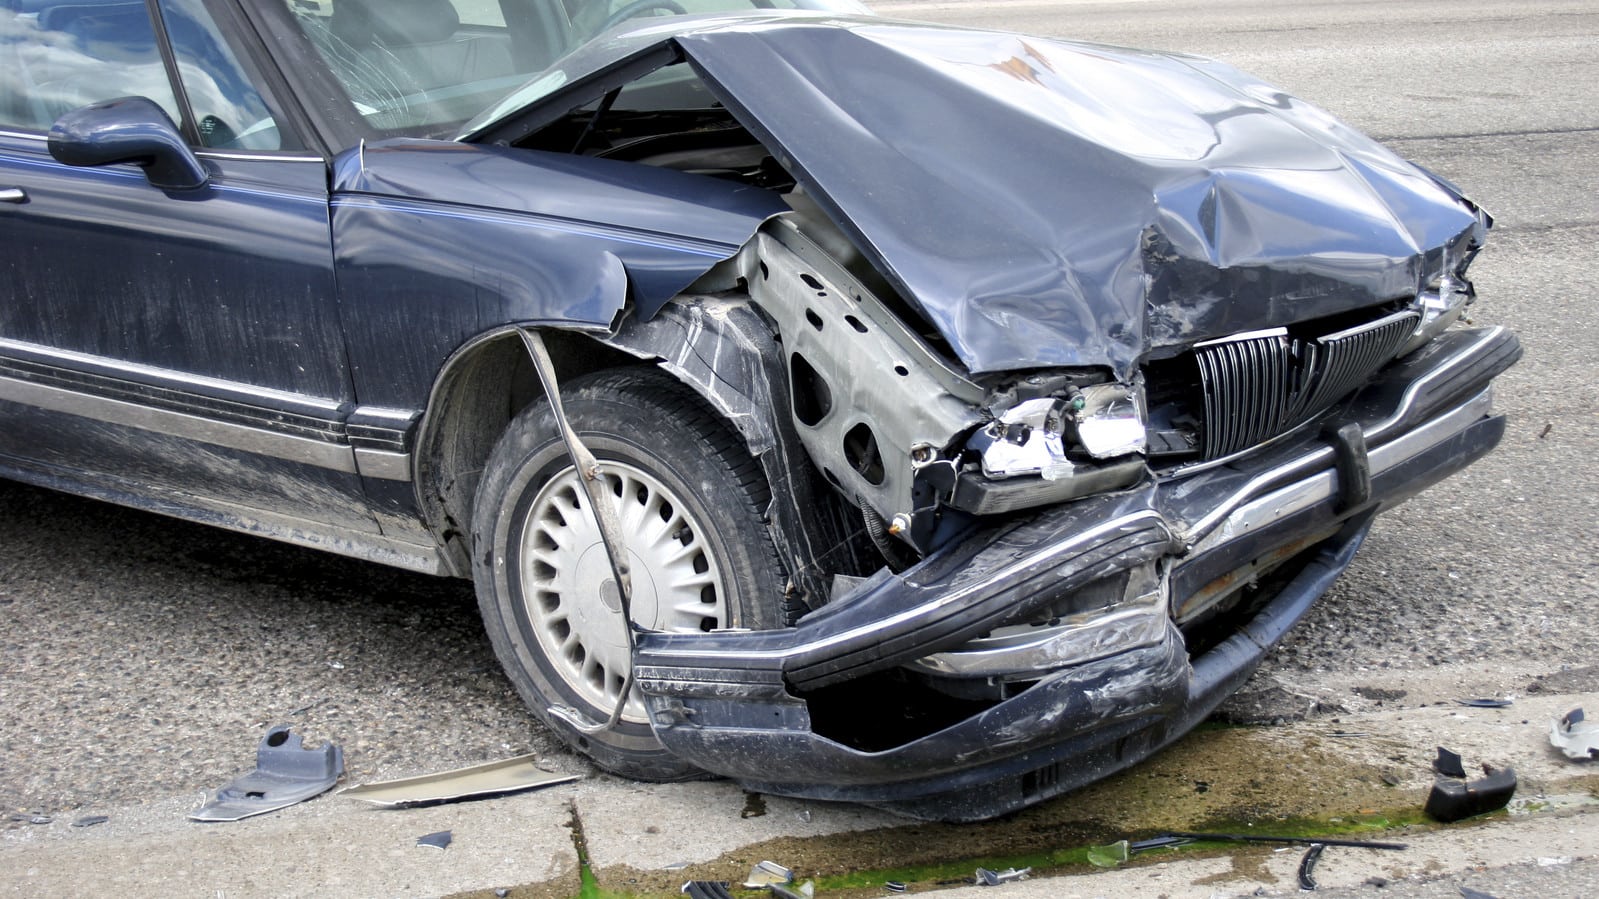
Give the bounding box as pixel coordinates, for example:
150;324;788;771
0;0;394;547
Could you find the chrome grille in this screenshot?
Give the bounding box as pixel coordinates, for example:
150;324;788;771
1195;310;1418;459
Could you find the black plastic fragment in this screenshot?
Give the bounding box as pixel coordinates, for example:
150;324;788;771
1159;831;1406;850
680;882;735;899
71;815;108;828
1455;698;1512;708
416;830;453;850
1297;842;1326;891
885;882;907;893
1129;835;1192;852
1425;766;1517;822
1459;887;1500;899
1434;746;1467;778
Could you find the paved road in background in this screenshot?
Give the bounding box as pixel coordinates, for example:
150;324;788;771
3;1;1596;895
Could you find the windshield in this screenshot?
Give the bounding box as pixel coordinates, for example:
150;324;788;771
286;0;866;139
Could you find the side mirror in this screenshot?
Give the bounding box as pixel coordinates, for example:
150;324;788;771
48;96;209;191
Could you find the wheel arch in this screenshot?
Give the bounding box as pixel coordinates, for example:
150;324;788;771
416;299;871;610
414;325;640;577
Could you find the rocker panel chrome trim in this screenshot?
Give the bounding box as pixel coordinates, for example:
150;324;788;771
0;371;358;473
354;448;412;481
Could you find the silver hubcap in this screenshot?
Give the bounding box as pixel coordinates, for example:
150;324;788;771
518;461;728;720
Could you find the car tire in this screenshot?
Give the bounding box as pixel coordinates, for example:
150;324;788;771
472;366;784;780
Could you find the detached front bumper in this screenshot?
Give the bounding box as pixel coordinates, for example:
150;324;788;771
633;326;1520;821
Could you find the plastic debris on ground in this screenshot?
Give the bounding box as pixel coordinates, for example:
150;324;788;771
743;860;794;889
1157;832;1407;850
1459;887;1500;899
1550;707;1599;760
1425;758;1517;822
415;830;452;850
1297;843;1326;891
769;881;815;899
339;754;579;807
70;815;108;828
1087;840;1131;867
974;866;1031;885
1434;746;1468;778
189;725;343;822
680;881;735;899
884;881;907;893
1129;835;1191;852
1455;698;1513;708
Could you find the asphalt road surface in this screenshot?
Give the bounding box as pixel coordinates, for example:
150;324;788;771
2;0;1596;895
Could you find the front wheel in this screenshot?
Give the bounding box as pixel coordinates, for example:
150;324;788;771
472;367;784;779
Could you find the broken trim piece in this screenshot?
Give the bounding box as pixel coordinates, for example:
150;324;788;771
189;726;343;823
518;328;638;736
339;755;580;807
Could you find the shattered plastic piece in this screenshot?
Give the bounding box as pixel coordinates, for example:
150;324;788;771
495;890;511;898
769;882;815;899
1550;707;1599;760
974;866;1031;885
1086;840;1131;867
26;815;52;825
1425;766;1517;822
70;815;108;828
1456;698;1512;708
416;830;452;850
1434;747;1467;778
681;881;735;899
339;755;579;807
1459;887;1499;899
1297;843;1325;891
189;726;343;822
743;861;794;889
885;882;907;893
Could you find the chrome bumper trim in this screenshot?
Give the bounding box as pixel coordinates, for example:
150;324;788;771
1185;385;1492;557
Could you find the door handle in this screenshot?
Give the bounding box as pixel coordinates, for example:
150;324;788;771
0;187;26;204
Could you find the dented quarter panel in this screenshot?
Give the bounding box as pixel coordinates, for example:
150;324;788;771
330;139;787;406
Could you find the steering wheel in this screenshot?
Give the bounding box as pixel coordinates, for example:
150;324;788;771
600;0;688;31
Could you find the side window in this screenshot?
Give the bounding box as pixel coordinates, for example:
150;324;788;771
158;0;284;150
1;0;182;131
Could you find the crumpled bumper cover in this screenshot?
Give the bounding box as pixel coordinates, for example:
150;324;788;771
633;326;1520;820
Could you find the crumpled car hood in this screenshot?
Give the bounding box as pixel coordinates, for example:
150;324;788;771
475;16;1485;376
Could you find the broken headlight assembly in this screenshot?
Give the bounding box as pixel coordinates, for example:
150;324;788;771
949;380;1148;516
1401;221;1484;356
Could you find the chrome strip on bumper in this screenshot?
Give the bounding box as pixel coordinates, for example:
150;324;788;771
1185;385;1494;557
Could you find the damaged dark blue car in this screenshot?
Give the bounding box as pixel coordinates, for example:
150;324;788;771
0;0;1518;820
